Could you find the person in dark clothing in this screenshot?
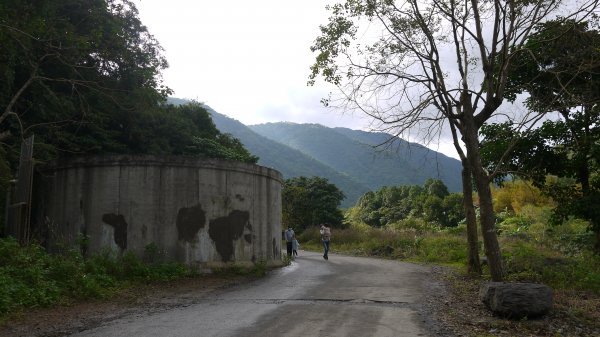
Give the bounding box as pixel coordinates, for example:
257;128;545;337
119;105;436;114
319;224;331;260
284;226;295;257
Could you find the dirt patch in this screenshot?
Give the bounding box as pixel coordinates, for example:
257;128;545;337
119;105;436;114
0;274;259;337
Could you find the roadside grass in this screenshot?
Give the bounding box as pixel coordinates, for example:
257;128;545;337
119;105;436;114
297;225;600;295
297;226;467;266
0;237;270;320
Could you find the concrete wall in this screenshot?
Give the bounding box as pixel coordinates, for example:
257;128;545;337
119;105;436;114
37;155;282;268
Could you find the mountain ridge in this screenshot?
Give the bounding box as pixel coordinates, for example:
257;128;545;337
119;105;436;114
249;122;462;193
167;98;461;207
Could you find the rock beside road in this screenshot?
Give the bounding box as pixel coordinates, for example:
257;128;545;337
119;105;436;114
480;282;553;318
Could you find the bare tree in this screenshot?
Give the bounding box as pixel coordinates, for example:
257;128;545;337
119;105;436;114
310;0;598;281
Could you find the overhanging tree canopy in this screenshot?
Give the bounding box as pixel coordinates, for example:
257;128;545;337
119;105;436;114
0;0;169;159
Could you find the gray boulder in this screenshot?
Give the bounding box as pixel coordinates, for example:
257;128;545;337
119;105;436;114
480;282;553;318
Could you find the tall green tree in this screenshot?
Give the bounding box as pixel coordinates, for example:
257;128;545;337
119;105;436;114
481;20;600;252
309;0;598;281
282;176;345;231
0;0;170;162
1;1;257;165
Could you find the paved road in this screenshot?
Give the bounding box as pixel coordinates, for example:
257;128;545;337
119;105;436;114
72;251;434;337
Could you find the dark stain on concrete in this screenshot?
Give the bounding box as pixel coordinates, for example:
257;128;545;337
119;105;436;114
252;254;256;263
176;204;206;243
208;210;250;262
272;238;277;258
235;194;245;202
244;234;252;243
102;213;128;250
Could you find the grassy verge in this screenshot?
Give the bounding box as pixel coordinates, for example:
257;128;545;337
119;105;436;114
297;226;600;294
0;237;271;320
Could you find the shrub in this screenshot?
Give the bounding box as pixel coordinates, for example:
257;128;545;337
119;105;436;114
386;217;439;232
414;234;468;264
0;238;195;317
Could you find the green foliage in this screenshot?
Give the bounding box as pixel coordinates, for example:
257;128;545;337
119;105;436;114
282;176;345;231
0;238;194;316
386;217;438;232
481;20;600;250
504;19;600;112
415;236;468;264
298;226;468;265
0;2;256;170
335;178;600;294
350;179;463;228
502;239;600;292
0;239;61;313
147;102;258;163
1;0;169;157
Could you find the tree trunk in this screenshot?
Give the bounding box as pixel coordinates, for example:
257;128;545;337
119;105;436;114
463;117;504;281
473;169;503;281
595;229;600;254
462;160;482;274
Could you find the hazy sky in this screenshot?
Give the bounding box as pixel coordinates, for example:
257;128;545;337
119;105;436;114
134;1;365;125
133;0;459;158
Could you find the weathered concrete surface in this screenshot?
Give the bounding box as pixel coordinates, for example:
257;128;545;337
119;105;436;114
70;251;433;337
36;155;282;267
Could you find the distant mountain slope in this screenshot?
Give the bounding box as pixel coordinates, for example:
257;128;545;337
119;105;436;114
166;98;461;206
249;122;462;193
201;107;370;207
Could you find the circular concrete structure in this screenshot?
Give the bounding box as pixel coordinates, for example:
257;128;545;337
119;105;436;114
37;155;283;268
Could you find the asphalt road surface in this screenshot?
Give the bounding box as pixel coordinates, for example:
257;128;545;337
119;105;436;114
71;251;434;337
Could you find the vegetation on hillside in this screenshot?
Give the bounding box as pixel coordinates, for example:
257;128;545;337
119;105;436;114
282;176;345;231
1;0;255;168
299;178;600;290
250;122;463;196
348;179;464;228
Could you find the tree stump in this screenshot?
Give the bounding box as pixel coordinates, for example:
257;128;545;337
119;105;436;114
479;282;553;318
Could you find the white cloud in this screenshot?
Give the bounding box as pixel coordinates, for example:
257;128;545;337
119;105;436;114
134;0;462;159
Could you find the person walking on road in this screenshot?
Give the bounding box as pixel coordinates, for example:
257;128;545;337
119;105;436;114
319;224;331;260
285;226;295;257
